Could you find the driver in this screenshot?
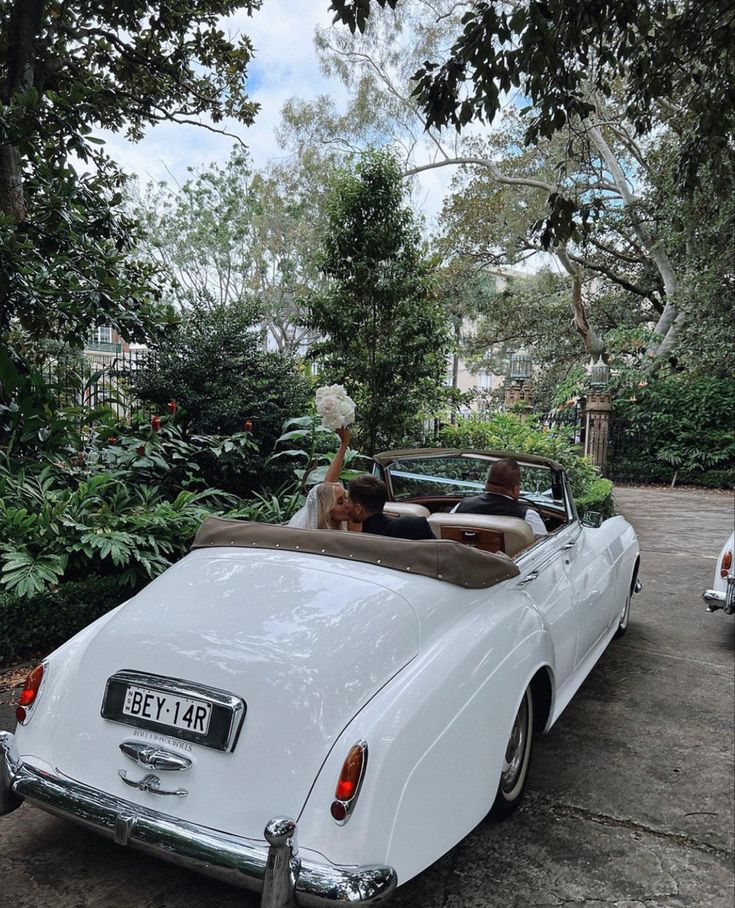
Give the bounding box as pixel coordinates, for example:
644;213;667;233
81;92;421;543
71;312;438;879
453;458;547;537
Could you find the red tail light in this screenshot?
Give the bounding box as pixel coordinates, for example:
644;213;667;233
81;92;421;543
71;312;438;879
330;742;367;823
16;663;45;724
721;550;732;578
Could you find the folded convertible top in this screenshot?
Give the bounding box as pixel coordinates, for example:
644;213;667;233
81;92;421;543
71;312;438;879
192;517;519;589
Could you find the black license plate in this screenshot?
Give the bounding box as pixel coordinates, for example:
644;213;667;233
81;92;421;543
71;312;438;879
101;670;246;752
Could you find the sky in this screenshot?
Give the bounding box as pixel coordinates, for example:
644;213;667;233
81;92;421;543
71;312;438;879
97;0;454;227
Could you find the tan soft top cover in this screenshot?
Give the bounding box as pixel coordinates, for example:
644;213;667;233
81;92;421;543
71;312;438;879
192;517;519;590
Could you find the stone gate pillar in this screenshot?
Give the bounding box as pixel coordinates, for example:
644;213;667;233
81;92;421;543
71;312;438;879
504;382;533;410
583;391;611;470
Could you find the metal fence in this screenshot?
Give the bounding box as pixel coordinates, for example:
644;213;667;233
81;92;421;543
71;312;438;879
42;348;155;425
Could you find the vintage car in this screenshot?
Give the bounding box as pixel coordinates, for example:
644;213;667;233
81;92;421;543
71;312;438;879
702;531;735;615
0;450;641;907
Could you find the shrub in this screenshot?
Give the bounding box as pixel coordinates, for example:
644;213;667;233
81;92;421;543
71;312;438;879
0;457;243;598
608;376;735;487
0;575;144;668
576;477;616;519
131;301;310;494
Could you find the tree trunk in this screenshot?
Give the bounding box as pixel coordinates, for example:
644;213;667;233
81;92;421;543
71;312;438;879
555;248;605;356
586;119;680;359
0;0;46;330
0;0;46;222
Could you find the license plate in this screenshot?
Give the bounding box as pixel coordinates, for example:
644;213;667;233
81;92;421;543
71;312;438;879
122;685;212;735
101;671;246;752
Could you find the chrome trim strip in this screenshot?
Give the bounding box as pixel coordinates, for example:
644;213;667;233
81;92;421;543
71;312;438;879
101;670;246;753
0;734;397;906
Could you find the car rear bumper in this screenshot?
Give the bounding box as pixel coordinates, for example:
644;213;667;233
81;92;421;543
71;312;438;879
703;576;735;615
0;731;396;906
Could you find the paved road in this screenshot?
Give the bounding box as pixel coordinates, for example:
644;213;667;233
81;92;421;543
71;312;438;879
1;486;733;907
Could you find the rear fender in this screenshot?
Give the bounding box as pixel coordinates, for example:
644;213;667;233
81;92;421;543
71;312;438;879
297;616;555;885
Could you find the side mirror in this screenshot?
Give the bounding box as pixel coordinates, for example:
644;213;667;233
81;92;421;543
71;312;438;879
581;511;603;528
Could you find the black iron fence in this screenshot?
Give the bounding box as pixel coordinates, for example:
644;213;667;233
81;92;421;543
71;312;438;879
42;348;155;425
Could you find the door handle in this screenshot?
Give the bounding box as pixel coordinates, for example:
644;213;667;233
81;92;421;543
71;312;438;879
562;541;576;550
519;571;539;585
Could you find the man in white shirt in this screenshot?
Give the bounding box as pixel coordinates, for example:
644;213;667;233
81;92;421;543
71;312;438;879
452;458;548;537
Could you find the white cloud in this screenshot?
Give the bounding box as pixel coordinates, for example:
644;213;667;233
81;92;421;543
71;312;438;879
92;2;451;223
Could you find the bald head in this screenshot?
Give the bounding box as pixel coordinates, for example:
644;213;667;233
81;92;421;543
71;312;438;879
485;458;521;495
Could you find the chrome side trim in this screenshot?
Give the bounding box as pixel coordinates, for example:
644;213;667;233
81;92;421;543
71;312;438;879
0;735;397;906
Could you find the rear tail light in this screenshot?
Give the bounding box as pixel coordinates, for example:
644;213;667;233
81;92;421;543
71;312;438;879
16;663;45;724
330;741;368;824
721;550;732;578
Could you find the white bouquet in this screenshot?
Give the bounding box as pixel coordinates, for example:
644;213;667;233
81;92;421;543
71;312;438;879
315;384;355;431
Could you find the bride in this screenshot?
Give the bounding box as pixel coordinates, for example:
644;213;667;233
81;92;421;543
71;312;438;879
288;427;353;531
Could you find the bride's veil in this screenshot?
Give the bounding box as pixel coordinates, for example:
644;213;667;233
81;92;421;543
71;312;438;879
287;485;322;529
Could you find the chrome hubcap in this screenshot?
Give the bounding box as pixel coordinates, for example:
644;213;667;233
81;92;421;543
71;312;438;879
500;696;528;791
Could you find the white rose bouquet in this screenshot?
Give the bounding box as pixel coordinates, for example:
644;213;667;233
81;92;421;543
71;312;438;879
315;384;355;431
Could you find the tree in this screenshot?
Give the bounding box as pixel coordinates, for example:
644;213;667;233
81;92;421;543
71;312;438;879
286;2;729;368
0;1;260;377
329;0;734;199
131;300;310;494
133;147;334;355
308;149;450;454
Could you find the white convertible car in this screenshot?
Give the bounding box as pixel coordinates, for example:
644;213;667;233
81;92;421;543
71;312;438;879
1;450;641;906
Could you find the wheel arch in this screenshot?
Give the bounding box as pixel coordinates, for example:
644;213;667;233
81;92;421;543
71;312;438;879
530;665;554;733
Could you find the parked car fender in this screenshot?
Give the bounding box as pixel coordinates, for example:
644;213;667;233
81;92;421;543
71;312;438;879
297;603;555;885
12;604;128;766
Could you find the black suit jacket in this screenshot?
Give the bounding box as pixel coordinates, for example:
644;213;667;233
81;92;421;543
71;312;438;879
454;492;529;519
362;512;434;540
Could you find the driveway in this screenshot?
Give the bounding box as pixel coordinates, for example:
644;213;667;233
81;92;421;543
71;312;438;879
1;485;733;907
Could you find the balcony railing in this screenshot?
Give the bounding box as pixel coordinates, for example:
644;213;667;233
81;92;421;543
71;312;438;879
86;341;123;354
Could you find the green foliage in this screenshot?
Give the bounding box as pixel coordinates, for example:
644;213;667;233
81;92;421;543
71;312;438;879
270;414;368;489
576;478;616;521
437;412;614;516
0;410;262;598
333;0;733;220
131;301;310;494
609;376;735;487
0;574;143;668
133;147;332;355
1;0;261;437
308;149;451;455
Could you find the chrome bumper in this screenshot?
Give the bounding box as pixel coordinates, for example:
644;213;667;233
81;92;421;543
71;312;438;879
703;576;735;615
0;732;396;907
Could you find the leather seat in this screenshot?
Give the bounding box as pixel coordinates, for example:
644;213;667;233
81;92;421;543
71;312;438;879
427;513;534;557
383;501;431;519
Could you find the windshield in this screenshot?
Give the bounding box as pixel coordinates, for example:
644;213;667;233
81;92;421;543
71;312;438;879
385;455;564;509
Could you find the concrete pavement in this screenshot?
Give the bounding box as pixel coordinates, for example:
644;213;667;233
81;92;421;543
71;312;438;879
0;485;733;907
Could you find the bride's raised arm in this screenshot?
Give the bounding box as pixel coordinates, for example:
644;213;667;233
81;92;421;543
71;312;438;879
324;426;351;484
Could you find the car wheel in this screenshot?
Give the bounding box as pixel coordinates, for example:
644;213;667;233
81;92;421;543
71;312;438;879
490;686;534;820
614;582;633;639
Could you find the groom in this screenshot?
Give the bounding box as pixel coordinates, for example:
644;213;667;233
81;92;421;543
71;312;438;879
347;475;434;540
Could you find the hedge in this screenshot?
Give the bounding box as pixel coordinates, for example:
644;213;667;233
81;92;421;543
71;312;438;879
0;575;145;669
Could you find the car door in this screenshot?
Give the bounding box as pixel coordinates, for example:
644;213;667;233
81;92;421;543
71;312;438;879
515;530;578;686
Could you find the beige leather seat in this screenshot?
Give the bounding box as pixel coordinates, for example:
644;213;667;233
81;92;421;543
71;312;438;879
383;501;431;519
427;513;534;557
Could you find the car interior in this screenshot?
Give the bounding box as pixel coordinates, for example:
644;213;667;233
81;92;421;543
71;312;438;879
380;453;571;558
